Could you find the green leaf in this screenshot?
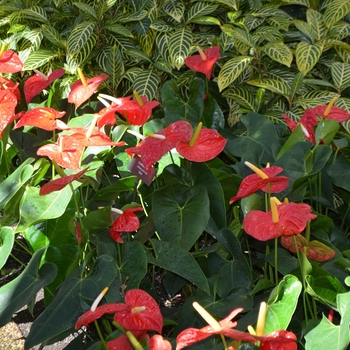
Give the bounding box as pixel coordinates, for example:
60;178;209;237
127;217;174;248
133;69;159;101
221;26;256;49
327;153;350;192
67;22;96;55
189;16;221;26
307;9;327;41
247;78;289;96
0;248;57;328
331;62;350;92
16;186;73;233
222;87;256;112
218;56;252;91
104;23;133;38
265;275;302;333
73;2;97;19
305;291;350;350
324;0;350;28
105;45;124;88
0;227;14;270
296;42;323;75
152;184;210;251
41;24;66;49
163;1;185;22
185;3;218;23
23;49;58;70
25;255;117;348
201;94;225;130
293;19;316;42
168;27;192;70
315;119;339;145
20;6;48;23
147;239;210;294
261;41;293;67
116;10;147;23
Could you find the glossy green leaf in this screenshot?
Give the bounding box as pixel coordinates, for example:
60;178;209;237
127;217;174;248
261;41;293;67
185;3;218;23
105;45;124;88
67;22;95;55
327;153;350;192
152;184;210;251
0;248;57;328
247;78;289;96
147;239;210;294
41;24;66;49
295;42;323;75
265;275;302;333
307;9;327;41
222;87;256;112
315;119;339;145
73;2;97;19
16;186;73;233
23;49;59;70
133;68;159;101
168;27;192;70
0;227;14;270
163;0;185;22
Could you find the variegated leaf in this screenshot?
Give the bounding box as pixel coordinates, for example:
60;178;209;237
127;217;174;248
189;16;221;26
124;48;152;63
218;56;253;91
20;6;48;23
156;32;170;61
295;41;323;75
303;78;335;89
22;28;43;50
138;30;156;56
104;23;133;38
331;62;350;92
163;1;185;23
133;69;159;101
245;16;265;31
134;17;150;35
67;22;95;55
116;10;147;23
41;25;66;49
67;32;97;68
328;22;350;41
23;49;58;70
185;3;217;23
248;0;262;10
334;45;350;64
105;45;124;88
293;19;316;43
168;27;192;70
152;59;173;74
73;2;97;19
282;0;310;7
150;19;173;33
214;0;238;10
324;0;350;28
96;1;108;19
290;71;305;101
266;16;291;31
247;78;289;96
124;67;143;82
221;25;256;49
253;26;283;44
222;87;256;112
296;91;339;108
306;9;327;41
261;41;293;67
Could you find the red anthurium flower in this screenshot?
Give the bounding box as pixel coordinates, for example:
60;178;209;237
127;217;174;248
0;45;23;73
106;331;149;350
311;100;350;122
14;107;68;131
24;68;65;104
114;289;163;334
176;302;256;350
126;120;193;175
283;112;317;144
110;206;143;243
0;77;21;100
68;68;109;109
0;89;17;138
230;162;289;204
176;123;227;162
74;218;82;244
37;135;85;170
40;168;88;195
243;197;317;241
69;128;125;147
149;335;172;350
259;330;297;350
281;234;336;262
184;46;220;79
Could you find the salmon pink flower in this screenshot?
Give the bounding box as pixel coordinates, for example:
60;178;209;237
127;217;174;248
24;68;65;104
243;197;317;241
14;107;68;131
230;162;289;204
68;68;108;109
176;302;256;350
149;335;172;350
281;234;336;262
0;90;18;138
0;77;21;100
110;206;143;243
0;44;23;73
184;46;220;79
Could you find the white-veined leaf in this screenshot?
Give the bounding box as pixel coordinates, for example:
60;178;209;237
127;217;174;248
221;25;256;49
22;28;43;51
163;1;185;23
306;9;327;41
324;0;350;28
156;32;170;61
266;16;291;31
23;49;58;70
73;2;97;19
133;69;159;101
41;25;66;49
185;3;217;23
20;6;48;23
282;0;310;7
134;17;151;35
218;56;253;91
105;45;124;88
67;22;96;55
152;59;173;74
168;27;192;70
247;78;289;96
295;41;323;75
222;87;256;112
331;62;350;91
189;16;221;26
124;48;152;63
138;30;156;56
293;19;316;43
261;41;293;67
150;19;173;32
104;23;133;38
116;10;147;23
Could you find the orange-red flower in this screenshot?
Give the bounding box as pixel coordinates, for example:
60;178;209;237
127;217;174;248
259;330;297;350
0;90;18;138
0;77;21;100
0;48;23;73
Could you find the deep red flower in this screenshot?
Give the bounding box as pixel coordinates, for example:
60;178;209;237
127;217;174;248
259;330;297;350
40;168;88;195
14;107;68;131
184;46;220;79
229;163;289;204
176;306;256;350
74;219;82;244
243;198;317;241
68;72;109;109
24;68;65;104
37;135;85;170
281;234;336;262
0;49;23;73
312;104;350;122
110;207;144;243
0;77;21;100
125;120;193;175
0;90;17;138
106;331;149;350
176;126;227;162
114;95;160;126
114;289;163;334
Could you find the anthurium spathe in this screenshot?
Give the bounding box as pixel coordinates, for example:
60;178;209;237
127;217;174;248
0;89;17;138
259;330;297;350
0;77;21;100
281;234;336;262
243;197;317;241
110;206;143;243
24;68;65;104
14;107;68;131
230;162;289;204
68;68;109;109
184;46;220;79
176;122;227;162
311;96;350;122
176;302;256;350
0;44;23;73
69;128;125;147
37;135;84;170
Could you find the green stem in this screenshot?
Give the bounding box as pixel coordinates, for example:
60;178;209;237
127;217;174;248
274;238;279;284
93;320;108;350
